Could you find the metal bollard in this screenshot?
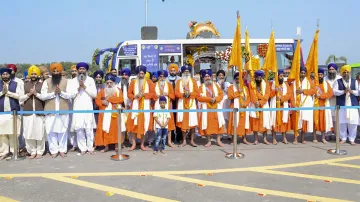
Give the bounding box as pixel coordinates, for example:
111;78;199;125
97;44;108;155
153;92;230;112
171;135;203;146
327;105;347;155
225;108;245;159
111;109;130;161
7;110;25;161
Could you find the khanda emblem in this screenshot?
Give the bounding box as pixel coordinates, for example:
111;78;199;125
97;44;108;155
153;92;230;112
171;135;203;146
243;51;250;64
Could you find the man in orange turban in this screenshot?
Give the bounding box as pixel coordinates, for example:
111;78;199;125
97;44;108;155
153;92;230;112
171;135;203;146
71;65;77;79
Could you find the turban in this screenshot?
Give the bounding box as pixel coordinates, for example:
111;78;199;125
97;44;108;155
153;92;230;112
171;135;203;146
93;70;104;78
39;66;49;74
0;67;12;75
327;63;338;71
233;72;240;80
76;62;89;70
28;65;41;76
181;65;192;73
216;69;226;77
71;65;77;71
121;68;131;76
278;70;284;76
135;65;147;74
145;72;151;79
7;64;17;73
318;68;325;74
340;65;351;74
152;71;158;78
50;63;63;73
157;70;168;77
168;63;179;72
201;69;212;78
23;70;28;79
300;66;307;72
105;73;116;82
255;70;264;77
159;96;167;103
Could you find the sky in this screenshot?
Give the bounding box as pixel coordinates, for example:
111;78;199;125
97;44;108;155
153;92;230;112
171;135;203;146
0;0;359;65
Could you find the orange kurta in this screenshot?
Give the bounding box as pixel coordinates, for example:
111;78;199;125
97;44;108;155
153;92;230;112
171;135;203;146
197;83;225;135
249;81;271;132
127;79;156;138
154;81;176;131
270;82;292;133
95;88;124;146
314;82;333;132
175;78;199;131
289;79;316;132
227;85;251;136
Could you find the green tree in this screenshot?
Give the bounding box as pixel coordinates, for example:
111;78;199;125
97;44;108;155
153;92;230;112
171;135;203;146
325;54;348;65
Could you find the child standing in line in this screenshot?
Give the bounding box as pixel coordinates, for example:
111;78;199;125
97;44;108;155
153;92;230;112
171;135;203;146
153;96;171;154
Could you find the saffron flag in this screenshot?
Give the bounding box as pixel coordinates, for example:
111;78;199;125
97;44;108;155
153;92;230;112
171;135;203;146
262;31;278;82
244;29;253;73
228;13;242;73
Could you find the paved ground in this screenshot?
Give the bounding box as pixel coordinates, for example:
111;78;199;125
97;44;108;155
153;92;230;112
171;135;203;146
0;135;359;202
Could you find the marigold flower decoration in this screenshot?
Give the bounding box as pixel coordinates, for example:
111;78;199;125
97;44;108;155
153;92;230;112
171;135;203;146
257;44;268;58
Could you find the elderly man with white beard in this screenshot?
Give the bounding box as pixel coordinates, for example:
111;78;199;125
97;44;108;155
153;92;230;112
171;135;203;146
216;69;231;140
95;74;125;152
70;62;97;156
118;68;131;143
325;63;342;140
175;65;199;147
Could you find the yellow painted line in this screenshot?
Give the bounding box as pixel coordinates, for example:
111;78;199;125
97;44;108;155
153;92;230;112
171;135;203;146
44;176;179;202
1;155;360;178
327;162;360;169
153;174;352;202
0;196;18;202
252;169;360;185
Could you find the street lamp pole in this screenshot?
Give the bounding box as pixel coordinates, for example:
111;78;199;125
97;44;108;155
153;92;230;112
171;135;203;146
145;0;148;26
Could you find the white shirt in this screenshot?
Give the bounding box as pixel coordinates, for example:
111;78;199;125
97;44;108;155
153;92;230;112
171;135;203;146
154;111;171;129
325;75;343;113
0;81;22;135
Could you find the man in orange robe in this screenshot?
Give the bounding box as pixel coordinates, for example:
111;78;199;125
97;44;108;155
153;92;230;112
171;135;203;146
197;69;226;147
288;66;316;144
127;65;156;151
154;70;176;147
313;68;333;143
95;74;124;152
227;72;251;144
269;70;292;144
175;65;199;147
249;70;271;145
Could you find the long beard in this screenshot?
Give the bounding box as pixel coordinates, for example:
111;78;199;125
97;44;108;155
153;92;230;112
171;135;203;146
2;78;9;82
159;80;166;86
205;80;212;86
52;74;62;86
77;72;87;82
121;78;128;86
105;86;117;97
328;72;336;80
182;75;190;84
138;78;144;91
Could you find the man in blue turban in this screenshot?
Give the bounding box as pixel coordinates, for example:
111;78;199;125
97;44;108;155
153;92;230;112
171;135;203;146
250;70;271;145
127;65;155;151
151;71;158;83
71;62;98;156
175;65;199;147
197;68;226;147
93;70;104;91
119;68;131;109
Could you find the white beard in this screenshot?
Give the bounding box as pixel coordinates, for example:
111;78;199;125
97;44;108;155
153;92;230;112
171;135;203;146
105;86;117;97
205;80;212;86
159;80;166;86
182;75;190;85
138;78;144;90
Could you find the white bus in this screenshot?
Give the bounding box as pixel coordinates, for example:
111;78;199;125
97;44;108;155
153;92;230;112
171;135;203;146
115;38;296;80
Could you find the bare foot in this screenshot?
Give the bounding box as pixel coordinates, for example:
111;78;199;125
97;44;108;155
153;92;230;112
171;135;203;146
190;142;198;147
313;140;318;144
28;154;36;159
301;140;307;144
350;141;357;146
167;143;175;148
204;142;211;147
321;139;328;144
35;154;43;159
70;147;77;152
88;151;95;155
217;142;224;147
243;140;250;145
293;140;298;145
179;142;187;147
160;150;165;154
0;155;7;160
141;145;150;151
272;140;278;145
59;152;67;158
100;147;109;153
253;141;259;145
153;151;158;155
128;145;136;151
263;139;270;145
282;139;289;144
52;153;58;158
340;140;346;144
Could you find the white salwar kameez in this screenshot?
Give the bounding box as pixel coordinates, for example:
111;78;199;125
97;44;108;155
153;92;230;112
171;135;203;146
0;83;21;157
71;77;97;152
333;79;359;142
19;93;45;155
39;81;74;154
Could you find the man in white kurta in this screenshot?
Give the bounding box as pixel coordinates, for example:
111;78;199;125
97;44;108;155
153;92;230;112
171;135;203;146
333;65;359;145
325;63;342;139
39;63;74;158
0;68;22;160
216;70;231;139
70;62;97;155
20;66;45;159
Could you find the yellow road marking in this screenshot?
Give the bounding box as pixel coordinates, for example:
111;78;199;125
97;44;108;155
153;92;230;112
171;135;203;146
0;196;18;202
327;162;360;169
252;169;360;185
153;174;352;202
1;155;360;178
44;176;179;202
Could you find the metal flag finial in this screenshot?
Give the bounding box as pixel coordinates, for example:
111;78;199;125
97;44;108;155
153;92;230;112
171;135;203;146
236;11;239;17
317;18;320;30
